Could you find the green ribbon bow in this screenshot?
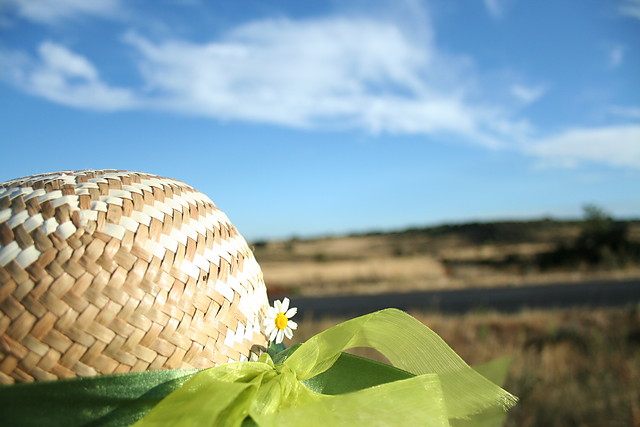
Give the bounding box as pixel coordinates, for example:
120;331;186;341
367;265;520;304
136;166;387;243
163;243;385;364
134;309;517;426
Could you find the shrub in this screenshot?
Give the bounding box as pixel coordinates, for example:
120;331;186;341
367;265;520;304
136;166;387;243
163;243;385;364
537;205;639;269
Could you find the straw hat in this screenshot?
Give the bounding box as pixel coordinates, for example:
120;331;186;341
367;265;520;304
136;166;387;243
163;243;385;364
0;170;270;384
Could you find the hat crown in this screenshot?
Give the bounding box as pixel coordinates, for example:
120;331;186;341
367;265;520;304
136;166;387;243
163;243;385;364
0;170;269;384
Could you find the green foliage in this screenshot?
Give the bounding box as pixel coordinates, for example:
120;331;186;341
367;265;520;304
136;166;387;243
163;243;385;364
577;204;629;255
537;205;640;269
397;219;575;245
313;252;328;262
252;240;269;249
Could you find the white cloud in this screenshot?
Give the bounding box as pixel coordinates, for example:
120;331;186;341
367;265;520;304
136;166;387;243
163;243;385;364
2;12;639;172
609;106;640;119
510;84;546;104
484;0;502;18
1;15;524;146
2;41;135;110
619;0;640;19
3;0;121;24
120;18;527;147
484;0;515;19
526;125;640;169
122;18;434;128
608;45;625;68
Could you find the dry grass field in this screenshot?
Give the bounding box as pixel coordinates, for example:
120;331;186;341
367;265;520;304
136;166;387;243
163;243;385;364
253;220;640;297
257;218;640;426
290;306;640;427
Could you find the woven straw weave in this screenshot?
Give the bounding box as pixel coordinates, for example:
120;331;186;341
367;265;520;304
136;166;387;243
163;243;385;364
0;170;269;384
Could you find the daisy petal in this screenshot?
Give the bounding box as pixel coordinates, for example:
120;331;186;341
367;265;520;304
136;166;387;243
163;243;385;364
284;327;293;339
276;329;284;344
287;320;297;330
281;298;290;312
265;323;275;336
269;328;278;342
274;300;282;313
285;307;297;318
266;307;276;317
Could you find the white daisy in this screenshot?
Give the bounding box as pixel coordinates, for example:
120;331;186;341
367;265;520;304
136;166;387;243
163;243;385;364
264;297;298;344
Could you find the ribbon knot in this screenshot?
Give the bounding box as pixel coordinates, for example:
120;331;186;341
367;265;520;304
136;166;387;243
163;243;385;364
251;355;302;415
135;309;517;426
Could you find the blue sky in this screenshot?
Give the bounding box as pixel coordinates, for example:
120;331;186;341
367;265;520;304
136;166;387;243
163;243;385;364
1;0;639;241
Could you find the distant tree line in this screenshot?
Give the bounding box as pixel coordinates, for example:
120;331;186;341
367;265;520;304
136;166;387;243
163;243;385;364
362;219;575;244
537;205;640;269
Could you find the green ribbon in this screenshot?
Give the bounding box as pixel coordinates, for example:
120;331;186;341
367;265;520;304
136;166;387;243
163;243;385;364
0;369;197;426
135;309;517;426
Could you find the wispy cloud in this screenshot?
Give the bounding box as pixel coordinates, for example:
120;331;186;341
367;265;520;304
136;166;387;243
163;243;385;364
527;125;640;169
3;0;122;24
484;0;513;19
3;11;639;171
1;15;529;147
609;106;640;119
510;84;546;104
608;44;625;68
619;0;640;19
122;18;518;146
1;42;135;110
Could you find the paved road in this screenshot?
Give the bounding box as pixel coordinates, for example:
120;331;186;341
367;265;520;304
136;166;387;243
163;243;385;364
291;279;640;318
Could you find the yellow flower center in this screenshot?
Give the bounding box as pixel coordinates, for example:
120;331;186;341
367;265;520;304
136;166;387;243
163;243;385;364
275;312;288;330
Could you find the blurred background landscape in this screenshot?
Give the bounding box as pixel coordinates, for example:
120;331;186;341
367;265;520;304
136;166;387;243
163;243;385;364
256;205;640;297
269;206;640;426
1;0;639;425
